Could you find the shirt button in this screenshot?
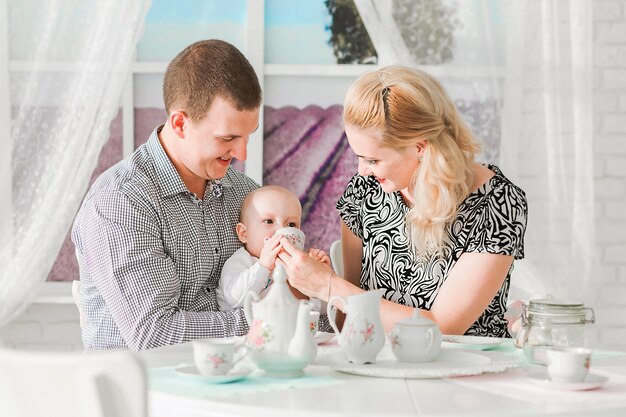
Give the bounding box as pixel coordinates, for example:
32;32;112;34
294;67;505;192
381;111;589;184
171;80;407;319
214;248;219;254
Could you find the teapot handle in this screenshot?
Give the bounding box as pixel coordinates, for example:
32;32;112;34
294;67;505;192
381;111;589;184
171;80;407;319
243;291;259;326
327;295;346;336
232;344;251;367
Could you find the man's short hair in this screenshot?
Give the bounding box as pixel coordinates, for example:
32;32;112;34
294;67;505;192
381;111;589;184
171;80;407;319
163;39;262;122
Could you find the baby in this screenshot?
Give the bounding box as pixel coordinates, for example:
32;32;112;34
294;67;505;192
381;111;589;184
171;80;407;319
216;185;330;310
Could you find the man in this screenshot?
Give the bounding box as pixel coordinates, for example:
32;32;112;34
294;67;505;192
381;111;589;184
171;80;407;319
72;39;261;350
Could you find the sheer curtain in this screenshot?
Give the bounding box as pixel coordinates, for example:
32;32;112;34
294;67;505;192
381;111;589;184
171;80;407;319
355;0;596;303
501;0;596;302
0;0;150;327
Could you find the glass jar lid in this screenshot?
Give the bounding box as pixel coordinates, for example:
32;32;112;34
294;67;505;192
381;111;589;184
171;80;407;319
529;298;584;313
527;298;593;325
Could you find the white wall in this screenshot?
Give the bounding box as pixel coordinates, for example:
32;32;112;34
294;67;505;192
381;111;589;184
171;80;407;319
2;1;626;352
591;0;626;349
0;302;83;351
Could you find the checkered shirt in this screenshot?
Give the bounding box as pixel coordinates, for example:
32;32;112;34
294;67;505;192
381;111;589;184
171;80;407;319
72;126;259;351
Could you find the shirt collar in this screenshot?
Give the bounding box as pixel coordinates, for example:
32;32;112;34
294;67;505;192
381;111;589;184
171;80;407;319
145;125;191;198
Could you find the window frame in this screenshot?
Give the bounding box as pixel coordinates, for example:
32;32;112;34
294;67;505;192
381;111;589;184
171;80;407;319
2;0;511;298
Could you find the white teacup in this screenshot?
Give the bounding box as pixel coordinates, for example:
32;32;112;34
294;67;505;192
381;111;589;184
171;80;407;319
192;337;249;376
274;227;305;250
546;347;591;383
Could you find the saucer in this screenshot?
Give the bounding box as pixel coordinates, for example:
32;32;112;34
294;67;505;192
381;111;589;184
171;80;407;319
174;365;252;384
527;371;608;391
442;335;503;350
330;349;493;379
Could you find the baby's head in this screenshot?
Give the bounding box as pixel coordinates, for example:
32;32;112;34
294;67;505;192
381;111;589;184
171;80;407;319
236;185;302;258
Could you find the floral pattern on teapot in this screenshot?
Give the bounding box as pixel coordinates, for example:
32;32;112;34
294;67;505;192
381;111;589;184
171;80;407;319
246;319;274;350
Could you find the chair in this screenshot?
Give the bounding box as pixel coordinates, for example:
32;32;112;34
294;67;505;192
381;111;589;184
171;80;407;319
72;280;87;328
73;248;88;328
0;348;147;417
329;240;343;277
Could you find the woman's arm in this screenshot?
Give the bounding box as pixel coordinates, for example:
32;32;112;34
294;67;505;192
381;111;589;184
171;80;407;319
277;238;362;301
280;238;513;334
341;222;363;286
425;252;514;334
374;252;514;333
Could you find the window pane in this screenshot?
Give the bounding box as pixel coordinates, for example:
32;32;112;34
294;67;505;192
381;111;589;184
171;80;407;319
137;0;247;62
265;0;377;65
134;74;165;148
9;0;120;61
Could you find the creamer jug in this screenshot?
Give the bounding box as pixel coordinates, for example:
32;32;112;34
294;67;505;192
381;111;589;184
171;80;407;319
327;289;385;364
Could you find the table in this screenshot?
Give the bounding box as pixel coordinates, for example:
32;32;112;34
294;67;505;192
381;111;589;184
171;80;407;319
140;340;626;417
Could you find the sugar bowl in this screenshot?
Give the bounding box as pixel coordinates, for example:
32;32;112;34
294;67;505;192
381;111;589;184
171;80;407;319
389;309;442;362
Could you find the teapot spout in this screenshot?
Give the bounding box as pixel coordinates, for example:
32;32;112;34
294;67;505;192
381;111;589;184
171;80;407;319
287;300;317;365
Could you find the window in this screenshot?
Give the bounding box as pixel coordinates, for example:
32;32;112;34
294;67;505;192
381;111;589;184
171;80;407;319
0;0;505;281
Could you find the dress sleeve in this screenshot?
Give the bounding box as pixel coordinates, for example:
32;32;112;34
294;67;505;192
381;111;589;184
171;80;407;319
465;182;528;260
336;174;368;240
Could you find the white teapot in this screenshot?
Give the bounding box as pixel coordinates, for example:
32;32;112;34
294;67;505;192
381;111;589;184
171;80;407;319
243;227;317;377
327;289;385;364
389;309;441;363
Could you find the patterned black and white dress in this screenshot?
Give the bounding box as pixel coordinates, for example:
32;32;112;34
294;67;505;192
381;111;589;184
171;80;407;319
336;165;527;337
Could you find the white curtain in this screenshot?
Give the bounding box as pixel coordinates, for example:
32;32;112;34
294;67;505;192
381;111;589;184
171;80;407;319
0;0;151;327
501;0;596;302
355;0;596;303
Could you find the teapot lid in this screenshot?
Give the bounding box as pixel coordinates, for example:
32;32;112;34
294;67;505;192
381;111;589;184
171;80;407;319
396;309;437;328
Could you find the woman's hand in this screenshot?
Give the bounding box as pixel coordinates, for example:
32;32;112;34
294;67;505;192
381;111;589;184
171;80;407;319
277;238;334;300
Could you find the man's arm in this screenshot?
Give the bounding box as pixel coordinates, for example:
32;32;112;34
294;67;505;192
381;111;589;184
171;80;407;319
78;191;249;350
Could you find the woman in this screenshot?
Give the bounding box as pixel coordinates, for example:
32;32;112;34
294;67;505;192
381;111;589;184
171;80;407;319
278;66;527;337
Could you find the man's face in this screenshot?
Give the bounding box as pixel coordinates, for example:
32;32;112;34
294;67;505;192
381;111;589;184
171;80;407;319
237;189;302;259
180;96;259;181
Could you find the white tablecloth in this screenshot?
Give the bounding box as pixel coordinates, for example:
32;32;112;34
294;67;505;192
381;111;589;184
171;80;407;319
139;340;626;417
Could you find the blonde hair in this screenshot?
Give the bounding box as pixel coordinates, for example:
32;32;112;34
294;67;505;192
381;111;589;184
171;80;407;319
343;66;480;256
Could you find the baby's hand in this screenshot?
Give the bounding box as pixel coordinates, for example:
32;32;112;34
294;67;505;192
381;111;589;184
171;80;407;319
259;234;282;271
308;248;331;267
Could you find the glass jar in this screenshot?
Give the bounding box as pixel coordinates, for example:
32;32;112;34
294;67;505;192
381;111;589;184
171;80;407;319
516;298;595;365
